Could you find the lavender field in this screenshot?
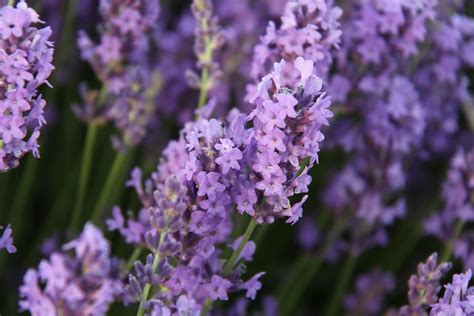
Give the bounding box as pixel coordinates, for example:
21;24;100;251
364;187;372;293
0;0;474;315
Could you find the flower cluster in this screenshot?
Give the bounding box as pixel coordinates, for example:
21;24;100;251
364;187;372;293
247;0;342;102
388;253;452;315
19;223;123;315
0;224;15;253
77;0;160;146
317;0;474;258
344;0;436;64
0;1;54;172
185;0;224;105
414;12;474;153
123;172;263;315
153;0;287;122
115;54;333;314
246;58;332;223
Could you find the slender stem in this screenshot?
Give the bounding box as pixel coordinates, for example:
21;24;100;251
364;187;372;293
9;156;38;242
223;218;257;276
56;0;78;71
194;0;216;113
323;254;357;316
7;0;14;6
69;122;99;233
126;248;143;272
278;218;345;315
136;233;166;316
197;67;210;109
200;218;257;316
440;220;464;263
0;156;37;273
279;256;323;316
92;149;132;224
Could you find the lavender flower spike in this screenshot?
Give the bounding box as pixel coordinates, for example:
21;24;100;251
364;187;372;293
186;0;224;109
0;1;54;172
19;223;123;315
77;0;160;146
388;253;452;316
0;224;16;253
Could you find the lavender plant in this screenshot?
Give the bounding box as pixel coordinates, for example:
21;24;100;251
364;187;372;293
0;0;472;315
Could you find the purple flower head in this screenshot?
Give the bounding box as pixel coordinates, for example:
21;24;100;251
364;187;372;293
0;1;54;172
77;0;161;146
19;223;123;315
246;58;333;224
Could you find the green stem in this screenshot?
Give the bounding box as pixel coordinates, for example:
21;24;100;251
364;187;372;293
136;233;166;316
69;122;99;233
0;173;11;223
194;0;215;113
200;219;257;316
279;256;323;316
323;254;357;316
379;217;423;272
7;0;14;6
126;248;143;272
440;220;464;263
223;218;258;276
9;156;38;241
56;0;78;71
197;67;210;109
92;149;132;224
278;218;345;315
0;156;37;274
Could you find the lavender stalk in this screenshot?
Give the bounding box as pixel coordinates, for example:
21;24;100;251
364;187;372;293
223;218;257;276
70;121;99;232
188;0;224;111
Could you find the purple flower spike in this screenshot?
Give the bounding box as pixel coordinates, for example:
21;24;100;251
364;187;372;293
0;1;54;172
19;223;123;315
77;0;161;147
